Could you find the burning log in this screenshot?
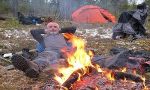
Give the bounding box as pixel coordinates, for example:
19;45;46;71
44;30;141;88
62;72;79;89
113;71;143;82
62;66;97;89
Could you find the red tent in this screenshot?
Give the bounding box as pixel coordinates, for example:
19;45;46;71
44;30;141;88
71;5;116;24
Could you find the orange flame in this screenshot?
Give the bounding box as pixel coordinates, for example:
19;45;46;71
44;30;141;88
54;34;95;85
95;64;103;72
141;77;149;90
103;70;115;81
121;67;127;72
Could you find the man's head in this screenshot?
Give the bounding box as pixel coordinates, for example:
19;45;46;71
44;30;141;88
45;22;60;34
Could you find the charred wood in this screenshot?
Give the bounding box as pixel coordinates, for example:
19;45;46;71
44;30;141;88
62;66;97;89
113;71;143;82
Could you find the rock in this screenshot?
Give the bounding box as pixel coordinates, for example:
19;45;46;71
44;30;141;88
104;50;131;69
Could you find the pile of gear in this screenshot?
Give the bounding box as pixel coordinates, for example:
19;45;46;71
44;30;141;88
112;2;149;40
17;12;44;25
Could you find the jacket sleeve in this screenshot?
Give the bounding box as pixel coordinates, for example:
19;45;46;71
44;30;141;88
30;29;46;48
59;26;76;34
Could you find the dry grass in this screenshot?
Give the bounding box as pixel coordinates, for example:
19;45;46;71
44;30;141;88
0;20;150;89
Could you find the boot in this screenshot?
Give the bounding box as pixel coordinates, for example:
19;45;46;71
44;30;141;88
11;54;40;78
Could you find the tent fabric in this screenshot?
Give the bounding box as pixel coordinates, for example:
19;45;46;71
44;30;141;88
71;5;116;24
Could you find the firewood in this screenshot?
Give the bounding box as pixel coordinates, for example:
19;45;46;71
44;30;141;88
62;71;79;89
113;71;143;82
62;66;97;89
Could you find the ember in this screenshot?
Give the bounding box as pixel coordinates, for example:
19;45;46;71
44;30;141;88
71;73;146;90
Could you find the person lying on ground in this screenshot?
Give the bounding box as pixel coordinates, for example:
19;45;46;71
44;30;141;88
35;26;76;53
11;22;76;78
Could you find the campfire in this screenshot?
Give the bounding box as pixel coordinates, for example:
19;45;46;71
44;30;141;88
51;34;148;90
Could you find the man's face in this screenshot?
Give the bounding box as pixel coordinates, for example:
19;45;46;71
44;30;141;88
46;22;60;34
